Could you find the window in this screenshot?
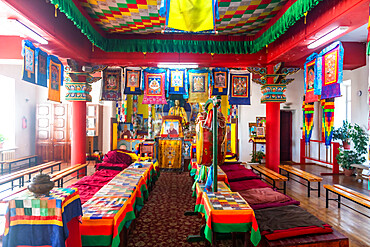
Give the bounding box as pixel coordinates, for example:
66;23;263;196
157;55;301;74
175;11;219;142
334;80;351;128
0;74;15;147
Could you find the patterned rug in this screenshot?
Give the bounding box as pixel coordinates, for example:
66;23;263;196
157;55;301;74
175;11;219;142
127;172;233;247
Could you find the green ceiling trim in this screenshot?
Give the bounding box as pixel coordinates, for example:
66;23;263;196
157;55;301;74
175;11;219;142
51;0;322;54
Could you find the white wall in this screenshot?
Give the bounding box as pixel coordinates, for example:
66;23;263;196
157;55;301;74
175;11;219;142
0;64;40;158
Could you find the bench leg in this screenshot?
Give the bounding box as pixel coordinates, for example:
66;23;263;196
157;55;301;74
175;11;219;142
273;180;276;189
51;166;54;174
318;182;321;197
307;181;311;197
11;180;14;190
283;181;286;194
338;195;341;208
326;189;329;208
59;163;61;171
1;163;3;175
61;178;64;188
9;163;11;175
29;159;31;168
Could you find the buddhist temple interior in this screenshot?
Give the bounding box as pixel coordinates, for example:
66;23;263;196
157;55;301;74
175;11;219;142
0;0;369;246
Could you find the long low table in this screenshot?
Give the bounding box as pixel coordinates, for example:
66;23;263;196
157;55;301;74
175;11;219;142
80;161;159;247
195;190;261;246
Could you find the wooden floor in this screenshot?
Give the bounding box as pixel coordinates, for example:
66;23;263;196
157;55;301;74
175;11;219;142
278;163;369;247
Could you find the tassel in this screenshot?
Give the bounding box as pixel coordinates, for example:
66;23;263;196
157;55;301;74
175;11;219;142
92;44;94;52
265;44;268;54
211;53;214;60
304;12;308;25
55;4;58;17
143;52;147;58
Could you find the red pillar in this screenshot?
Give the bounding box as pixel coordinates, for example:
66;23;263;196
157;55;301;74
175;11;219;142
266;102;280;172
265;65;280;173
71;101;86;167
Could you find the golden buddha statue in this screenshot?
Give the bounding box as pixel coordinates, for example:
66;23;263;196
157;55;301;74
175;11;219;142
168;100;188;124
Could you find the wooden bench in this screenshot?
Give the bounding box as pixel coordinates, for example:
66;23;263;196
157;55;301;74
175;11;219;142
250;165;288;194
51;163;88;187
0;161;62;192
279;164;323;197
324;184;370;216
0;164;88;202
1;155;38;175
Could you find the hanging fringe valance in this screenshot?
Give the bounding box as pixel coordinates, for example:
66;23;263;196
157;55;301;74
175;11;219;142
49;0;323;54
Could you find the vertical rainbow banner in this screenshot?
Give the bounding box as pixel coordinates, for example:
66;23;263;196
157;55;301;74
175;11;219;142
303;102;315;144
322;98;335;146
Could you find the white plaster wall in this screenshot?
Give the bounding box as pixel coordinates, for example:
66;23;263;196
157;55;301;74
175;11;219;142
238;81;266;162
343;60;369;128
0;64;38;158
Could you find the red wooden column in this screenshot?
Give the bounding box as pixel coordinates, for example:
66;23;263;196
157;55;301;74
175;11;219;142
71;101;86;166
265;65;280;172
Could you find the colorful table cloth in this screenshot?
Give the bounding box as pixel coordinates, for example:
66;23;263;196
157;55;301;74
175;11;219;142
195;191;261;246
3;188;82;247
80;161;159;247
194;181;231;209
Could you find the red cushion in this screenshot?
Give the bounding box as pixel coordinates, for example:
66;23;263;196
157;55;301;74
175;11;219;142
225;169;261;182
95;162;129;171
238;188;290;205
68;185;102;204
220;164;244;172
103;150;132;164
262;224;333;240
229;179;271;191
93;169;121;178
72;175;112;187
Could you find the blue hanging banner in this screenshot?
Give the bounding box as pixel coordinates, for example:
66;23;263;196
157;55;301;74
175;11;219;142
124;67;142;95
21;40;36;84
35;48;48;87
167;69;188;98
211;68;229;95
228;70;251;105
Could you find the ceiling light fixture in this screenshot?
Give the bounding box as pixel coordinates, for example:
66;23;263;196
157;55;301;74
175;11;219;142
157;63;199;69
307;26;348;49
7;19;48;45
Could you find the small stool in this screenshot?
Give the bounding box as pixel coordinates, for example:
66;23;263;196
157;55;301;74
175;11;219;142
351;164;369;181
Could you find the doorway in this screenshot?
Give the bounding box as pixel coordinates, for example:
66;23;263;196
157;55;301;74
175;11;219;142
280;110;292;161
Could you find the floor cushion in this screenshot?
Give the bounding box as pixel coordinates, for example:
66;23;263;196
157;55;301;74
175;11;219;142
229;179;271;191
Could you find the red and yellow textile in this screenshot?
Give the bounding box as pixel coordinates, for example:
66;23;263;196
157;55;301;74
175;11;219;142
142;68;167;104
188;69;210;103
195;191;261;246
194;181;231;209
3;188;82;247
158;139;183;169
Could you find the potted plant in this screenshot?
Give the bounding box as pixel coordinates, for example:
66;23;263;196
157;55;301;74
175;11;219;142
250;150;265;164
332;120;351;149
336;123;368;176
0;134;5;149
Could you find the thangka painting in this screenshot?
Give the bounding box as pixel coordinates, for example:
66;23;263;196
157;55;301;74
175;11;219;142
157;138;183;171
228;71;251;105
21;40;35;84
47;55;64;102
316;41;344;99
167;69;188;98
124;67;142;95
102;67;122;101
36;48;48;87
212;68;229;95
304;53;319;103
142;68;167;104
188;69;209;103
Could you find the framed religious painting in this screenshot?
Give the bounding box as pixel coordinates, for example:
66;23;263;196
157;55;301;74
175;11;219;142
160;116;183;138
212;68;228;95
124;67;142;95
228;71;251;105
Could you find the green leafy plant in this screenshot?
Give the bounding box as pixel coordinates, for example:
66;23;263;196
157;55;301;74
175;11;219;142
332;120;351;144
251;151;265;164
336;123;368;170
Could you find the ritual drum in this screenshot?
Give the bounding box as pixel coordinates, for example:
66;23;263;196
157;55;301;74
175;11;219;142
196;110;227;167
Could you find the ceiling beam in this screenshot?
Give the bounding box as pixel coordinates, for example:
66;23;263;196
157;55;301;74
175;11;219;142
267;0;368;67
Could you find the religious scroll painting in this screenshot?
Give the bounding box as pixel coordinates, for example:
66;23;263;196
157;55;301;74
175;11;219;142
316;41;344;99
124;68;142;95
304;53;319;103
47;55;64;103
188;69;209;103
157;138;183;171
36;48;48;87
101;67;122;101
142;68;167;104
212;68;229;95
228;71;251;105
168;69;188;97
22;40;36;84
